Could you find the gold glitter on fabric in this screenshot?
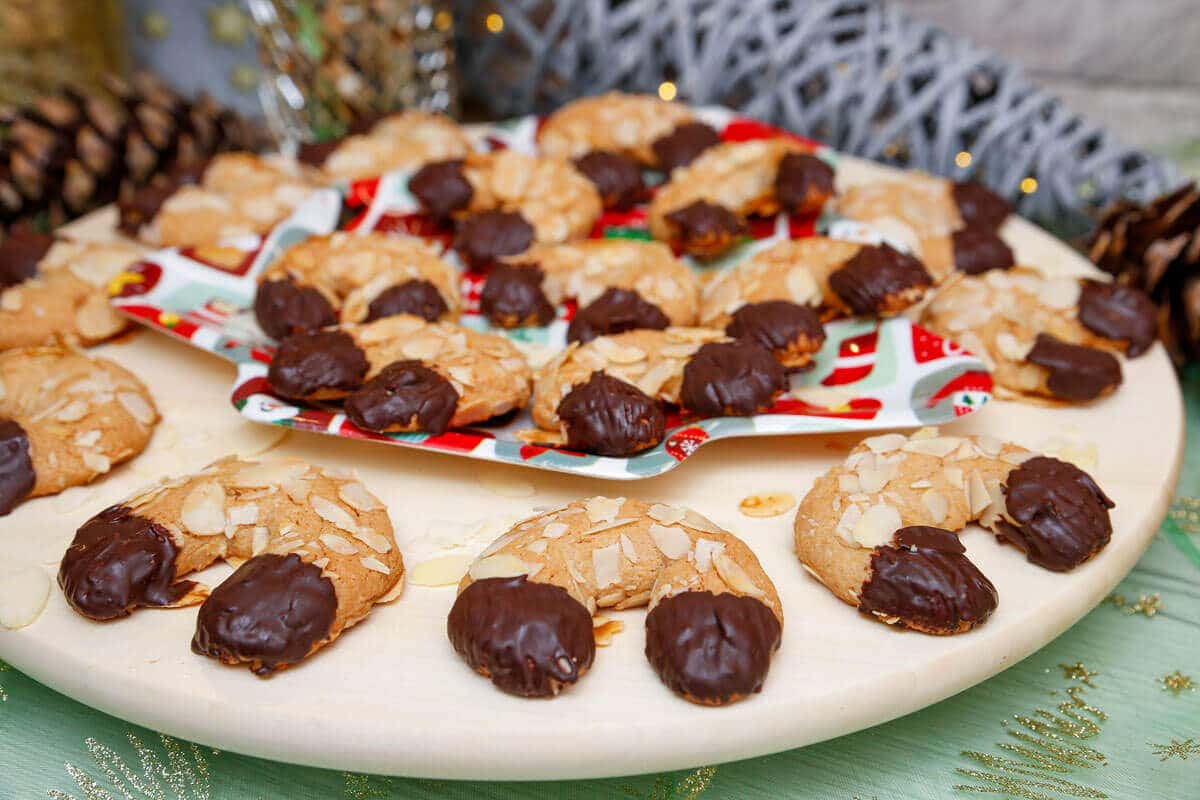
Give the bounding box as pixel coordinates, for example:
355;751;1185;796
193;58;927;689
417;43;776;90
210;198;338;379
623;767;718;800
48;732;212;800
1126;594;1163;617
1160;671;1196;695
955;681;1109;799
1059;663;1099;688
1168;496;1200;533
1149;738;1200;762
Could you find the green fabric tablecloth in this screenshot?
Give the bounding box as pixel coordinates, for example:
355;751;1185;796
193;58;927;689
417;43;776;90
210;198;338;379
3;370;1199;800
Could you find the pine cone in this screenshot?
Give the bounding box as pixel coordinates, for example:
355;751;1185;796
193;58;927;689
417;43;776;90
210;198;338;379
1086;183;1200;365
0;71;265;233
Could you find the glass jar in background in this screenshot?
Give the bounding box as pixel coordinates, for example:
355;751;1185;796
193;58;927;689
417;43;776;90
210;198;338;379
246;0;459;146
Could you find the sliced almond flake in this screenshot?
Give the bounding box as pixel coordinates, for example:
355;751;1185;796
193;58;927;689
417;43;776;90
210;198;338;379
649;523;692;560
117;392;156;425
226;504;258;527
647;503;686;525
902;437;962;458
909;479;933;489
526;539;549;554
542;522;569;539
353;527;392;554
181;481;225;535
81;451;111;474
410;554;473;586
592;543;622;587
943;466;964;488
310;495;358;533
280;525;300;539
619;533;639;563
636;361;676;396
593;337;646;364
694;538;726;573
975;435;1003;456
282;477;312;503
55;400;88;422
838;473;862;493
949;440;979;461
738;492;796;518
681;509;723;534
319;533;359;555
401;336;443;361
659;342;702;359
921;490;949;524
73;429;101;448
338;481;382;511
446;365;474;386
251;526;269;555
360;556;391;575
469;552;535;581
863;433;906;453
995;332;1031;362
786;266;820;305
584;496;624;524
714;554;765;598
851;503;901;548
911;426;939;440
836;504;864;544
1042;277;1082;309
231;459;309;488
479;530;522;558
1002;450;1036;466
967;471;991;516
312;557;330;570
583;517;637;535
856;455;899;494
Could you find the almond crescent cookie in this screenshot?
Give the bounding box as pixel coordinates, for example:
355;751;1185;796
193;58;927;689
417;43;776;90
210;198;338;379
409;151;602;268
266;314;532;434
0;230;145;349
301;111;473;182
449;496;782;704
253;232;461;340
0;347;158;515
921;268;1156;402
480;240;699;340
58;456;404;676
794;428;1114;634
531;328;786;455
647;139;833;257
832;175;1014;280
118;153;319;248
537;92;700;166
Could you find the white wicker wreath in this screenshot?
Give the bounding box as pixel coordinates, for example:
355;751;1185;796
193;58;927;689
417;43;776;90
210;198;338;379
453;0;1180;232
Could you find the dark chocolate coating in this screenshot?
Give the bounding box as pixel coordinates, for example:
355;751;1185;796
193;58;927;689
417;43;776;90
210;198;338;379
725;300;825;357
999;456;1114;571
774;153;835;216
566;287;670;344
295;139;341;168
680;340;787;416
192;553;337;676
664;201;747;256
858;526;998;634
651;122;721;172
1077;280;1157;357
480;264;555;327
952;180;1011;230
644;590;781;704
453;210;535;268
1025;333;1122;401
952;226;1014;275
409;159;474;219
0;419;34;516
253;278;338;341
116;162;206;237
0;224;53;288
267;329;369;399
557;371;666;456
344;360;459;434
58;505;195;620
574;150;645;210
828;243;932;315
447;576;595;698
365;278;449;323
